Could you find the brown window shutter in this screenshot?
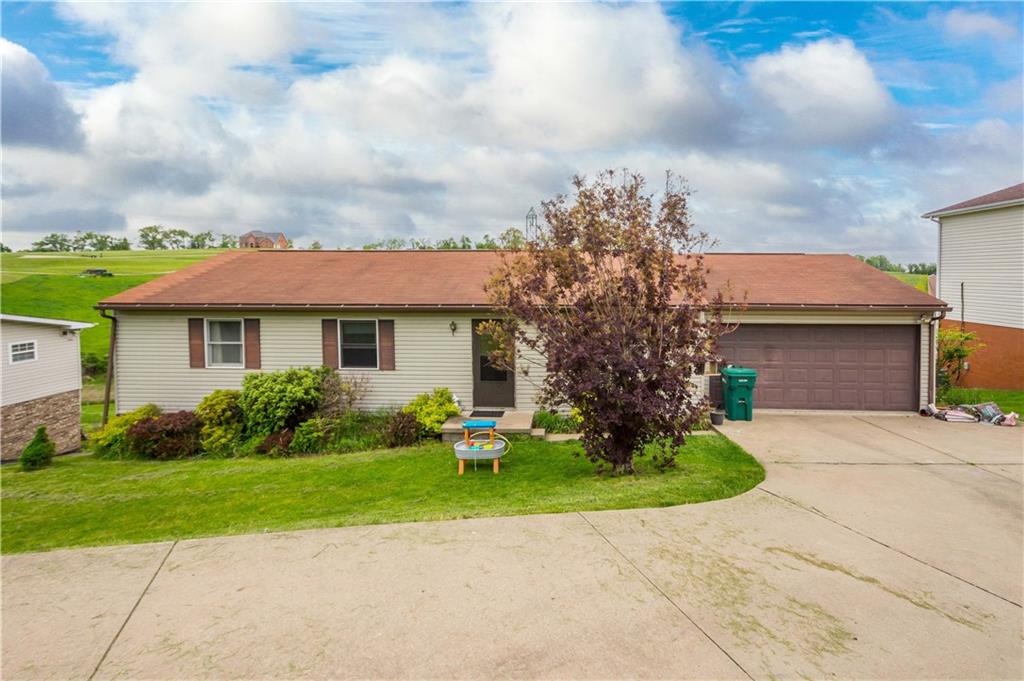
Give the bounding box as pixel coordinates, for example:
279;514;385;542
322;319;339;369
244;319;261;369
188;318;205;368
378;320;395;371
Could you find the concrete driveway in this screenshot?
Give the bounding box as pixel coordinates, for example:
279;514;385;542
3;415;1021;680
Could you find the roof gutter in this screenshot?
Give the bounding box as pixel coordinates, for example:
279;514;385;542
96;302;952;313
921;198;1024;219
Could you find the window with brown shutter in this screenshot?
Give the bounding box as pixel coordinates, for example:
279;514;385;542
322;319;339;369
378;320;395;370
244;319;261;369
188;318;205;368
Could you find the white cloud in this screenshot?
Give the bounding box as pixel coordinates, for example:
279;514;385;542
747;38;896;148
1;39;85;150
943;8;1018;42
0;3;1019;263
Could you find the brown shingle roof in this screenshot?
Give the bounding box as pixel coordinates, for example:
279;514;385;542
922;182;1024;218
98;250;948;310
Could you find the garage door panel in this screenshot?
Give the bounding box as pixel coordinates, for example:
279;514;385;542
717;324;918;411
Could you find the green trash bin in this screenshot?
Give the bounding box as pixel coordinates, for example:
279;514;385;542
720;365;757;421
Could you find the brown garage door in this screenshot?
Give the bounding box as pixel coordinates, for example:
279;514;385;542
715;324;919;411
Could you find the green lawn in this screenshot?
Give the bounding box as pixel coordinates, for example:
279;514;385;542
81;402;109;433
939;388;1024;414
0;249;223;360
888;272;929;292
0;436;764;554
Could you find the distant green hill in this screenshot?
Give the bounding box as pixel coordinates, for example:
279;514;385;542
888;272;929;293
1;249;224;361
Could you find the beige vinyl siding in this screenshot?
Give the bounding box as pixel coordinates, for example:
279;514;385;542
1;321;82;407
938;205;1024;329
114;311;545;413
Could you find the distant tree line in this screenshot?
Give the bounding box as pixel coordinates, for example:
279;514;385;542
855;254;936;275
362;228;526;251
26;226;238;252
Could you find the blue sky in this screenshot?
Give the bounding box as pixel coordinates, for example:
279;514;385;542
2;2;1021;258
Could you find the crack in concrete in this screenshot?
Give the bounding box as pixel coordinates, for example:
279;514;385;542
758;488;1021;609
576;511;754;681
88;540;178;681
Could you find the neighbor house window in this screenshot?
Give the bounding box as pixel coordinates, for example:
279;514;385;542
206;320;244;367
9;341;36;364
340;320;378;368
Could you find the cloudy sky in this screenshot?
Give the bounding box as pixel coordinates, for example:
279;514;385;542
2;2;1021;259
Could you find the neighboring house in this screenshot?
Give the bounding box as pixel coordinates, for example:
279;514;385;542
923;183;1024;390
97;250;947;415
0;314;94;460
239;230;289;249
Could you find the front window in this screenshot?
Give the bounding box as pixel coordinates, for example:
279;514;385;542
340;320;378;368
206;320;243;367
10;341;36;363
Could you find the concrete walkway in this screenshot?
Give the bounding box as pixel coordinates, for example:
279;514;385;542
3;415;1021;679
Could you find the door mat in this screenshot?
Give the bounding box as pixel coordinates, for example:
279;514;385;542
470;410;505;418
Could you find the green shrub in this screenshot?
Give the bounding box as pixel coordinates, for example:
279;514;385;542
88;404;161;458
383;411;419;448
291;417;330;454
532;409;582;434
19;426;56;471
240;367;331;436
125;411;202;460
196;389;243;455
402;387;460;436
81;352;106;377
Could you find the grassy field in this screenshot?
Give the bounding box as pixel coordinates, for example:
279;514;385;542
939;388;1024;414
0;249;223;359
888;272;929;292
0;436;764;554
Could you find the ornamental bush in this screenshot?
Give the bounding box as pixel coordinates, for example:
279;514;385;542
383;411;419;448
290;417;330;454
125;411;202;460
88;404;162;458
532;409;582;434
401;387;460;436
196;389;243;455
257;429;294;457
239;367;331;437
319;373;368;417
20;426;56;471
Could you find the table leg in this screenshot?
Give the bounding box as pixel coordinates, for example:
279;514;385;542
458;459;465;476
493;458;499;474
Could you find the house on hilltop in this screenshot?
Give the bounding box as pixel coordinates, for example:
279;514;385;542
239;230;289;249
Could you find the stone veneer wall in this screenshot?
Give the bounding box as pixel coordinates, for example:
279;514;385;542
1;389;82;461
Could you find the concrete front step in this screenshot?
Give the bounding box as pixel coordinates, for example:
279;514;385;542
441;410;537;442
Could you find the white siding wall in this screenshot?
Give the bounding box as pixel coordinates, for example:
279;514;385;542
1;321;82;406
938;205;1024;329
114;311;544;413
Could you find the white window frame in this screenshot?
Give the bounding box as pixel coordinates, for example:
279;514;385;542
338;319;380;370
205;318;245;369
9;340;37;364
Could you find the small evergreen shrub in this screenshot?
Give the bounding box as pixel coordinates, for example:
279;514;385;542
240;367;330;436
88;404;162;458
257;430;294;457
383;411;419;448
402;387;460;436
19;426;56;471
196;389;243;455
125;411;202;460
81;352;106;378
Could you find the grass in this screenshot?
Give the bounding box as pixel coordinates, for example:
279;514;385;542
888;272;929;292
0;249;223;360
0;436;764;554
938;388;1024;414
